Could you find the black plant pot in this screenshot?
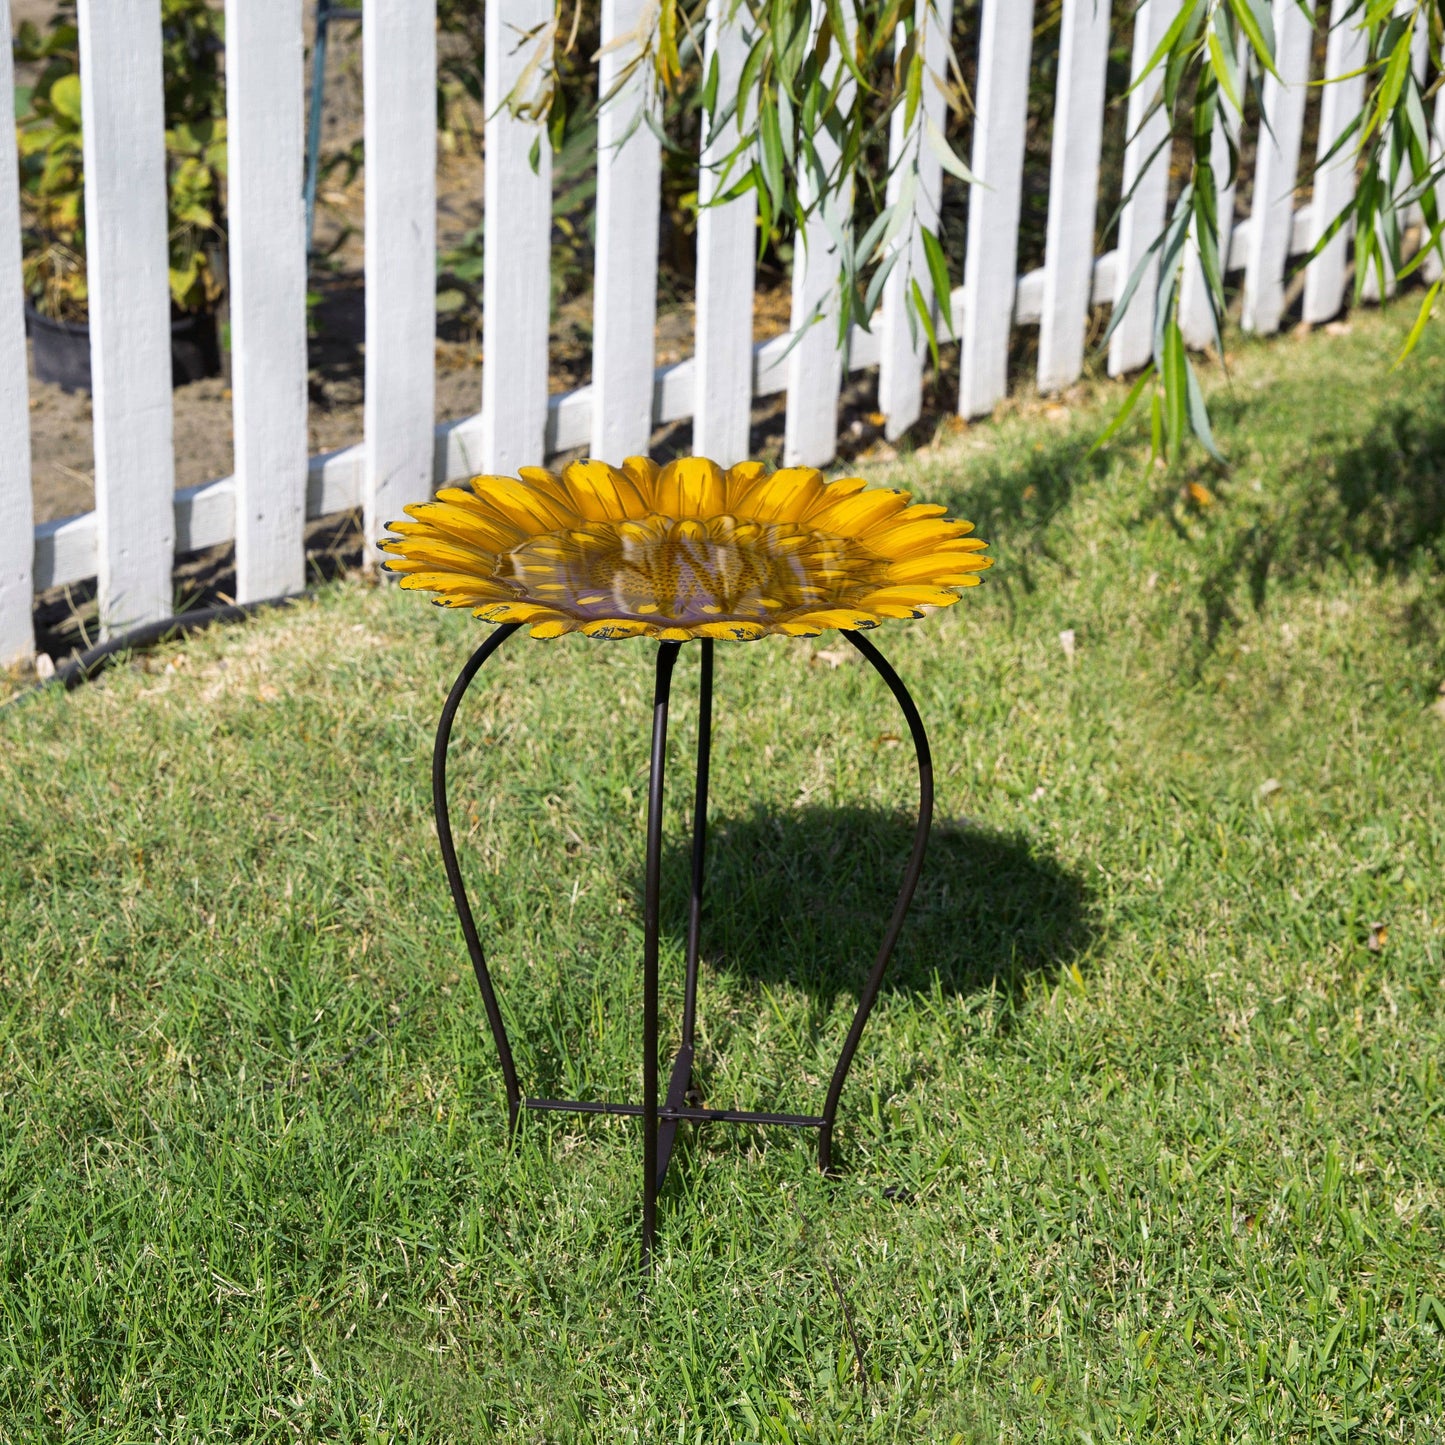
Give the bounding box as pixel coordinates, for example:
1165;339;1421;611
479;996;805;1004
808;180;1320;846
27;304;222;393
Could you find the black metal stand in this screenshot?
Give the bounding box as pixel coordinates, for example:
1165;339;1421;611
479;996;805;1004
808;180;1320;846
432;626;933;1273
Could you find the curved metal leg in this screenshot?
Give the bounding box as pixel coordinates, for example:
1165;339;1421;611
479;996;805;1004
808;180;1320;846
433;622;524;1134
818;632;934;1175
642;641;683;1273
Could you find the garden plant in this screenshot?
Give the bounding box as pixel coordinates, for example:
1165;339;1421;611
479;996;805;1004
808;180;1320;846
14;0;227;323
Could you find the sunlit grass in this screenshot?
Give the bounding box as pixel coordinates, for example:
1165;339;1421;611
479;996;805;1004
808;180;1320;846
2;307;1443;1441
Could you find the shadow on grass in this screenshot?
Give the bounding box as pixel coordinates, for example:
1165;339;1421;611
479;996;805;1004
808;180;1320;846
929;434;1114;609
662;805;1092;1013
1328;404;1445;576
1188;403;1445;661
513;806;1090;1117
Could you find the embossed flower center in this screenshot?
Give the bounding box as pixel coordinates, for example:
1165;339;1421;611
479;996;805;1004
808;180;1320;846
498;513;890;628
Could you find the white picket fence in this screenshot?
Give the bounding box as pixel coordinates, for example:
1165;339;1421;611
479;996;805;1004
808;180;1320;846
2;0;1442;665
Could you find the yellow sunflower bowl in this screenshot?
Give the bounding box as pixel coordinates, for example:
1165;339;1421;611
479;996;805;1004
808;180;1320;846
379;455;990;640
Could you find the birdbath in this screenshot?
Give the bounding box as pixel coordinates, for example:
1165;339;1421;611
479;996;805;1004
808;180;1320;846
382;455;991;1271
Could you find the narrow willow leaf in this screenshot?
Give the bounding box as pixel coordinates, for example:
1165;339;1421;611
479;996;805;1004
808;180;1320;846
864;246;900;319
1100;229;1167;349
920;224;954;338
755;167;774;265
1164;6;1207;113
1184;351;1224;462
758;99;785;212
910;276;941;371
824;0;870;91
1393;279;1441;368
903;46;924;137
856;199;896;270
1228;0;1280;80
875;166;917;258
776;82;796;167
923;112;981;186
1365;27;1413;144
1207;25;1242;117
1123;0;1204;106
1312;109;1363;176
1163;316;1188;461
736;32;769;129
700;50;719;115
1088;366;1154;458
658;0;680;88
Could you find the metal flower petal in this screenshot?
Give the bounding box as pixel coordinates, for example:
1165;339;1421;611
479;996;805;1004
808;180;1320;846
380;456;991;639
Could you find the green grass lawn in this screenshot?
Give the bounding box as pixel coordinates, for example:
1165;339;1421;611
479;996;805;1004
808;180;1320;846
3;308;1445;1442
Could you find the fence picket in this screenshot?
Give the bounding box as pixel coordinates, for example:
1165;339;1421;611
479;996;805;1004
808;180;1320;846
593;0;662;463
363;0;436;557
1303;0;1368;322
782;7;854;466
482;0;553;475
0;0;32;665
958;0;1035;417
1108;0;1175;376
78;0;175;635
693;0;756;466
226;0;307;603
784;0;854;467
1036;0;1111;393
878;0;953;437
1241;0;1312;334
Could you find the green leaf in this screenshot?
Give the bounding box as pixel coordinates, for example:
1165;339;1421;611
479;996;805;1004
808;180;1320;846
1392;278;1441;368
1184;350;1224;463
700;51;719;117
910;276;941;372
1087;366;1153;458
922;113;980;187
1371;28;1414;132
1206;24;1242;118
1123;0;1203;105
873;167;916;260
920;224;954;339
1227;0;1280;81
548;88;568;154
754;167;775;266
903;47;923;138
863;246;898;319
1099;228;1166;350
824;0;870;93
1162;316;1188;463
49;73;82;125
758;99;786;213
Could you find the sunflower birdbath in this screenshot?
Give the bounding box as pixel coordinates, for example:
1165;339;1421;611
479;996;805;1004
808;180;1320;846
383;456;990;1270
